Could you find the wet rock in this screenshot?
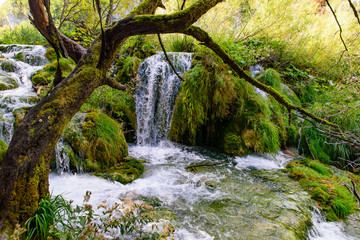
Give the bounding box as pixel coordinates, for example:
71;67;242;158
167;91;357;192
0;58;17;72
0;74;18;90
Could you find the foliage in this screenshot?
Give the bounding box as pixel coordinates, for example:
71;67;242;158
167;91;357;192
25;194;73;240
287;159;360;220
24;192;174;239
0;22;46;45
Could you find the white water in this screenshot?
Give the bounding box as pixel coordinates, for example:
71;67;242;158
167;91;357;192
308;209;357;240
0;44;47;144
135;52;192;145
249;64;268;99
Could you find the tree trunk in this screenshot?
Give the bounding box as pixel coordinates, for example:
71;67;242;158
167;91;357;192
0;44;105;230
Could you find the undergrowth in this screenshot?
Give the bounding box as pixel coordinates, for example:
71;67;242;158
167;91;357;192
16;192;175;239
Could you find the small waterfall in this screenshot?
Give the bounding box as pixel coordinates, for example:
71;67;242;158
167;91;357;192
55;137;71;173
249;64;268;99
135;52;192;145
0;44;48;145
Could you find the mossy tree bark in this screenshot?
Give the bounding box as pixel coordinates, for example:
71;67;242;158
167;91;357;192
0;0;223;232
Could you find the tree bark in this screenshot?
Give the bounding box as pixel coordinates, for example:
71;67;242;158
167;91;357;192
0;0;222;232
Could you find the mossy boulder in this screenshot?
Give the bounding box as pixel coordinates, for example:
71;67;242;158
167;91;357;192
31;71;52;86
81;86;137;142
97;158;144;184
0;74;18;90
14;52;24;61
0;139;7;167
63;112;128;172
287;159;360;220
0;58;17;72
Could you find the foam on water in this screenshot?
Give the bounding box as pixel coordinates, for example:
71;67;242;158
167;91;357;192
234;151;293;170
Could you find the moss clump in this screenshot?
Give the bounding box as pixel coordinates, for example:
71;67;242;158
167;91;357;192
14;52;24;61
31;72;52;86
31;57;75;89
170;47;293;155
0;139;7;166
0;58;16;72
258;68;281;90
115;56;142;85
44;48;56;62
97;158;144;184
0;74;18;90
287;159;360;220
63;112;128;171
81;86;137;142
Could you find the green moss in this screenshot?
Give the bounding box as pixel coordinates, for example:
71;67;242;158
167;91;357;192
115;56;142;84
97;158;144;184
309;161;333;176
287;159;360;220
81;86;136;141
14;52;24;61
63;112;128;171
0;74;18;90
0;58;16;72
258;68;281;90
0;139;7;166
169;47;292;155
31;71;52;86
45;48;56;62
6;155;48;227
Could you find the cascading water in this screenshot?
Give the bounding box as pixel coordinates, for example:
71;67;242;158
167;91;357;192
0;44;47;144
135;52;192;145
49;54;359;239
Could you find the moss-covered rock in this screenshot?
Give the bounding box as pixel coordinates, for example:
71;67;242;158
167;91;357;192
287;159;360;220
0;58;17;72
81;86;137;142
169;48;294;155
31;71;52;86
0;74;18;90
0;139;7;167
97;158;144;184
63;112;128;172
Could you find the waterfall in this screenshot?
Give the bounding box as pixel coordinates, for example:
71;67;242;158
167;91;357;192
135;52;192;146
0;44;48;144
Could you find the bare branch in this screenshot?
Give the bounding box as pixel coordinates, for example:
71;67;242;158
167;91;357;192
157;34;185;82
348;0;360;26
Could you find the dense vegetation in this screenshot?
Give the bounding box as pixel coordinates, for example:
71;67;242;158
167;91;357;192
2;0;360;238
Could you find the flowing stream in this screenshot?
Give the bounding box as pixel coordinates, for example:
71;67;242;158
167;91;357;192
0;47;357;239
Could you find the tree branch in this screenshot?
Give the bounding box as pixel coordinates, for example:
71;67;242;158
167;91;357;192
105;77;127;91
157;34;185;81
